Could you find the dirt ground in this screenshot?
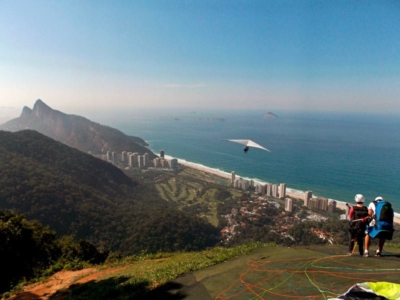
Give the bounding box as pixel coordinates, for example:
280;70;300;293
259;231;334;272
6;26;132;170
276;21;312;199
9;266;128;300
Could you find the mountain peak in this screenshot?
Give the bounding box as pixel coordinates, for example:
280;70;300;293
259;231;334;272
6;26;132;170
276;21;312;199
20;106;33;118
32;99;54;118
33;99;51;109
0;100;153;157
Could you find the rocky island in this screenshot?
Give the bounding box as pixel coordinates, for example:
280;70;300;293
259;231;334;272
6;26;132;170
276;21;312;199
264;112;278;119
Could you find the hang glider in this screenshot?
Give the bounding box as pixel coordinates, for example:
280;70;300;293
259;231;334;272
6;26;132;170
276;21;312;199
225;139;271;153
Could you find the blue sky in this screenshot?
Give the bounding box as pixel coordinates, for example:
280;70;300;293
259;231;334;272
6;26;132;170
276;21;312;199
0;0;399;118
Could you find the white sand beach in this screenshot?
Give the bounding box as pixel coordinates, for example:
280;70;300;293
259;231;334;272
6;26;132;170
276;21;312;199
169;155;400;225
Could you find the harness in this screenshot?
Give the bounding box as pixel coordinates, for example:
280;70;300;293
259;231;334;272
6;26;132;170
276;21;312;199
350;205;368;231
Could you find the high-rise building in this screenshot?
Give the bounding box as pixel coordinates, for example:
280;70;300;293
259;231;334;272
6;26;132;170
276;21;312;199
160;159;167;168
233;178;240;188
309;198;319;210
160;150;165;158
266;184;272;196
112;151;117;164
138;155;145;168
279;183;286;199
168;158;178;169
143;153;149;166
272;184;278;198
106;151;112;161
261;184;267;195
122;151;127;163
129;153;138;167
153;157;161;167
241;179;250;191
231;171;235;186
304;191;312;208
328;200;337;212
285;198;293;212
318;197;328;211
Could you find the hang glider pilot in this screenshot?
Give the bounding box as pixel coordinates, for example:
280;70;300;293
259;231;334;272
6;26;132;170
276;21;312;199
225;139;271;153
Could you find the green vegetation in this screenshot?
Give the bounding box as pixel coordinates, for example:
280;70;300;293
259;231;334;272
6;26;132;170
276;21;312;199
120;210;220;253
0;130;220;255
0;210;107;296
3;129;400;299
53;242;269;300
153;167;241;227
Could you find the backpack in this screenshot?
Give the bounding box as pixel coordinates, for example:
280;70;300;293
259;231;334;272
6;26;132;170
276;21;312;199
350;206;368;230
373;200;394;231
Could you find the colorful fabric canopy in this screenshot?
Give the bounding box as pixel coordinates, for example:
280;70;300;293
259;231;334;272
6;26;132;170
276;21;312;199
329;282;400;300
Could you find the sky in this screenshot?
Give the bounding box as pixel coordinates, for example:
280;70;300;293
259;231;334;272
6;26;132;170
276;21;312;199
1;0;400;119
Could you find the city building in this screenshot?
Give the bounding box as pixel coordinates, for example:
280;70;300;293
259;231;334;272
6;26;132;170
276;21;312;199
231;171;235;186
138;155;145;168
317;197;329;211
272;184;278;198
153;157;161;167
304;191;312;207
122;151;127;163
234;178;250;191
266;184;272;196
144;153;149;166
328;200;336;212
168;158;178;169
112;151;117;164
309;198;319;210
241;179;250;191
261;184;267;195
279;183;286;199
285;198;293;212
160;149;165;158
160;159;167;168
129;153;138;167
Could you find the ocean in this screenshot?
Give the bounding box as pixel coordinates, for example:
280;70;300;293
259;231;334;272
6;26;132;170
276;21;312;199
87;109;400;211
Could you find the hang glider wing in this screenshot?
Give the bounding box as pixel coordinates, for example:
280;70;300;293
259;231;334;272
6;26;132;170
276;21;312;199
226;139;271;152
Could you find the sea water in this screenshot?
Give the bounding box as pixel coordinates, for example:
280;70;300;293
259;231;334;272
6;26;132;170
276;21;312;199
88;109;400;211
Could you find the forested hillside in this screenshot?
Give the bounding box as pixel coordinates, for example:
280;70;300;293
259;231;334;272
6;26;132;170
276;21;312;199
0;130;219;253
0;210;108;295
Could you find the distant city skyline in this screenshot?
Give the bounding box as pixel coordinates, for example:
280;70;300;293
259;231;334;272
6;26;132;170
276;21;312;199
1;1;399;118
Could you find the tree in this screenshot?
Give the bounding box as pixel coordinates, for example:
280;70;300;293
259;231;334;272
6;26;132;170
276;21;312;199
0;210;58;293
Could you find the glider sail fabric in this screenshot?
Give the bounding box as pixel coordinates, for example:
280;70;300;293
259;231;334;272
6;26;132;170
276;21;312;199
329;282;400;300
226;139;271;152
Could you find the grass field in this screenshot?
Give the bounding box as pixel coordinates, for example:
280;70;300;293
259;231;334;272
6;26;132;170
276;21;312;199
154;167;241;227
199;245;400;300
42;243;400;300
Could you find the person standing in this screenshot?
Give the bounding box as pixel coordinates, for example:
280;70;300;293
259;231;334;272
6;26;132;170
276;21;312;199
364;196;394;257
348;194;369;255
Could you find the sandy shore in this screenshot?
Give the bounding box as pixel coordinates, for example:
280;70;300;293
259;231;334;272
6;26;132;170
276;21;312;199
174;156;400;225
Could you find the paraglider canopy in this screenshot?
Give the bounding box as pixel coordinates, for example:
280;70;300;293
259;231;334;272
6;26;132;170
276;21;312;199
225;139;271;152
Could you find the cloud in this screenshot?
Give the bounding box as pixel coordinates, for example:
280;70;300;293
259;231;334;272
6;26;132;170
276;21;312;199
163;84;206;88
0;106;15;109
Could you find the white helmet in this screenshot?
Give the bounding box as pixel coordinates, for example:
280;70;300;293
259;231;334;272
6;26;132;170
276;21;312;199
375;196;383;201
354;194;365;203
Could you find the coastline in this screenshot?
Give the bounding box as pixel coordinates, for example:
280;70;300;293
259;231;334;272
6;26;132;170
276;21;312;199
164;155;400;225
